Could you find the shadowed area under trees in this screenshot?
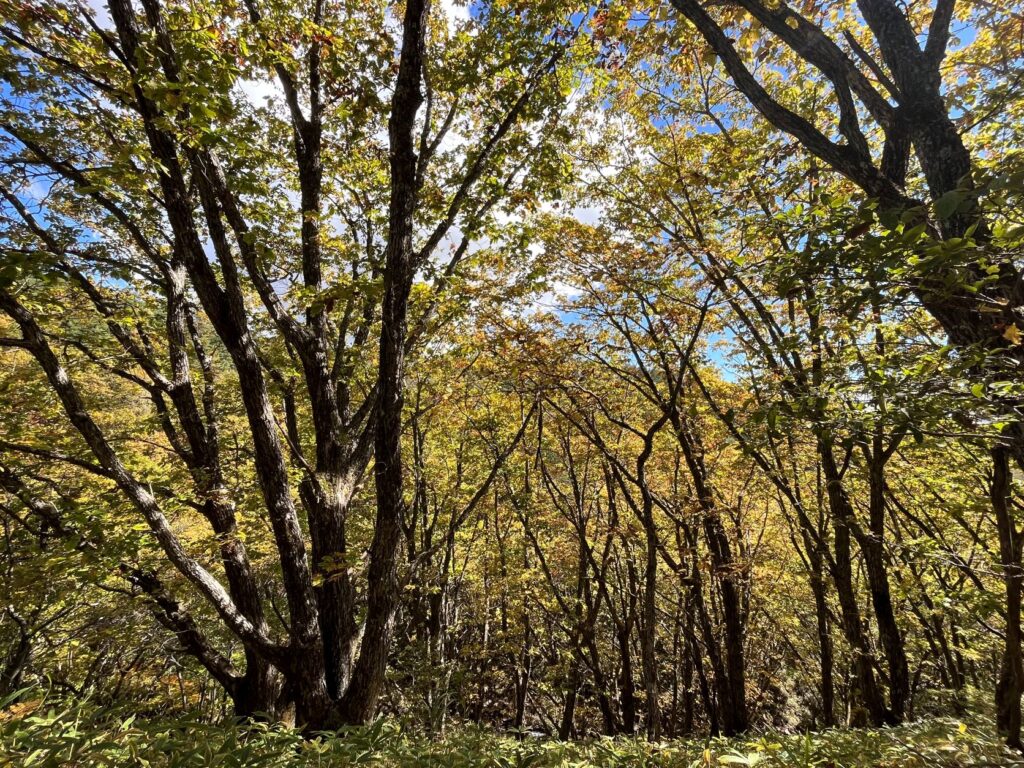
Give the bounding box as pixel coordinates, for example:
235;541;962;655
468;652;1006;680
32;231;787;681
1;0;1024;763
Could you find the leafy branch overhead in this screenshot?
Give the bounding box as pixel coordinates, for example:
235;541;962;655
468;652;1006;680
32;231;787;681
0;0;1023;757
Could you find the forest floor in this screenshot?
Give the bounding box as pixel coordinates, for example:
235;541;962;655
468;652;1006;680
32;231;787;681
2;698;1023;767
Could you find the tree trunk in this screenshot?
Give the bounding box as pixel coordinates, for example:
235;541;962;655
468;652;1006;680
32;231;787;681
336;0;427;725
618;621;638;735
672;409;747;735
640;521;661;740
819;442;893;727
992;446;1023;750
810;550;835;728
558;661;580;740
864;447;909;720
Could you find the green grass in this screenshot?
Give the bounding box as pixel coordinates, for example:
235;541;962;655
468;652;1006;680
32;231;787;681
1;696;1021;767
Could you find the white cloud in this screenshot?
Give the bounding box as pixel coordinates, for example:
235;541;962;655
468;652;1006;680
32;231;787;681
236;77;283;108
438;0;471;33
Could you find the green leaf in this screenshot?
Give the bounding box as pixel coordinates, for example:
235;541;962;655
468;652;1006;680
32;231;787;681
934;189;965;220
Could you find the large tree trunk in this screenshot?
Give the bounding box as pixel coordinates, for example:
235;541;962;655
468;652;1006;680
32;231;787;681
335;0;428;725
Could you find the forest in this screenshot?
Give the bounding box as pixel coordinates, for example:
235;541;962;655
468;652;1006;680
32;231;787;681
0;0;1023;765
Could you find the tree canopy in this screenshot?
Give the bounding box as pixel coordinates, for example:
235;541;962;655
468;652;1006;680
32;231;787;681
1;0;1024;757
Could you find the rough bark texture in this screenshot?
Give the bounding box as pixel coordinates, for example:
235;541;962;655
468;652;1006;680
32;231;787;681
337;0;429;725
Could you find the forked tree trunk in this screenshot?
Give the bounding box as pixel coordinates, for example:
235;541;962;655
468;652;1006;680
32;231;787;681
335;0;428;727
819;442;893;727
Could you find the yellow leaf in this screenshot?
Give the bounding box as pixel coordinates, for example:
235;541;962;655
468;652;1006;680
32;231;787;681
1004;324;1022;345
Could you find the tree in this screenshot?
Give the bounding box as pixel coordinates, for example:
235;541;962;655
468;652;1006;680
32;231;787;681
1;0;1021;747
0;0;578;729
658;0;1024;744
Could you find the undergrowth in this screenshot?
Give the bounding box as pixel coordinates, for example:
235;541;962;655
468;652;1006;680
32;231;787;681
1;693;1021;767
